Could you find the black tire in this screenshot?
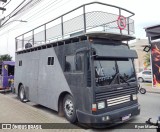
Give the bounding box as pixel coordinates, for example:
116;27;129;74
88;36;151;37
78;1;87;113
63;94;77;123
19;85;27;103
138;77;144;83
140;88;146;94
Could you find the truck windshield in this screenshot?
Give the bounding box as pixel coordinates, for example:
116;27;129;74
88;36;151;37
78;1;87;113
94;59;136;86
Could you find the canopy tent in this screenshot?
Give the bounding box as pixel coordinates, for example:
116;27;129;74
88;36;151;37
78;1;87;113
0;61;15;66
145;25;160;43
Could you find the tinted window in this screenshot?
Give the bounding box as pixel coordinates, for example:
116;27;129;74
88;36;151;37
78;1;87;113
117;59;136;83
19;60;22;66
94;59;136;86
8;65;14;76
143;71;151;75
94;60;118;86
65;55;75;72
48;57;54;65
76;53;83;71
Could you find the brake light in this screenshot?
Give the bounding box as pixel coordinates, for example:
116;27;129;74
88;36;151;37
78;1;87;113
92;104;97;112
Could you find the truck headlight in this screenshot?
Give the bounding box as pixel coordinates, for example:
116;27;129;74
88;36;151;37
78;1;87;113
102;116;110;121
132;94;137;100
97;102;105;109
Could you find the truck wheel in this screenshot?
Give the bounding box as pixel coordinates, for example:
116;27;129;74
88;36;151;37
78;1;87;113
19;85;27;103
138;77;144;83
63;94;77;123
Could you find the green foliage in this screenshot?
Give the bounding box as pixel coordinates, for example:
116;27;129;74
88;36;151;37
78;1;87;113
144;53;150;67
0;54;12;62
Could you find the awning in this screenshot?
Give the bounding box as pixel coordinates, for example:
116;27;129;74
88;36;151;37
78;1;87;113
145;25;160;41
2;61;15;66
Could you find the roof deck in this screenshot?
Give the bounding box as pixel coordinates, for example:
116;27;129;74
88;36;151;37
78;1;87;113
15;2;135;52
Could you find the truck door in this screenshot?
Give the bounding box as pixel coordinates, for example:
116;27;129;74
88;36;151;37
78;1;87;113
64;52;85;103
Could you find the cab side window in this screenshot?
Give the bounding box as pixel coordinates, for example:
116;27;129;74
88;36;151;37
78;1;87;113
75;53;83;71
65;54;84;72
65;55;75;72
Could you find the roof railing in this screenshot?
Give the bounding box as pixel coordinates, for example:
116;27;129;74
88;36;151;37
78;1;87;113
15;1;135;51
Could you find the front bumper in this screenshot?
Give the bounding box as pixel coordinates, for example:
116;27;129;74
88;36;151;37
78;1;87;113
76;103;140;127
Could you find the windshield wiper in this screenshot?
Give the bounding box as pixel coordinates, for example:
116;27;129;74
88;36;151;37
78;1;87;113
119;74;130;86
98;60;105;76
110;72;119;85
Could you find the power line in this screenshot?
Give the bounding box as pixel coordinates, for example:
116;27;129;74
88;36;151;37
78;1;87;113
0;0;53;32
12;0;44;18
0;0;74;37
13;0;61;23
1;0;44;26
0;0;67;31
11;0;56;23
24;0;60;19
1;0;28;25
2;0;11;8
21;0;73;24
1;0;59;29
1;0;54;29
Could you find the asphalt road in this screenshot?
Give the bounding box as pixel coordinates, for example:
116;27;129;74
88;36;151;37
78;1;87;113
103;92;160;132
0;92;160;132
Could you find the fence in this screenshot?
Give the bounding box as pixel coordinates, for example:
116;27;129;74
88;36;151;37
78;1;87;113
15;2;135;51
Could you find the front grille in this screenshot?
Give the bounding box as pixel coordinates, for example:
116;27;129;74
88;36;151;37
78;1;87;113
107;95;130;106
95;86;137;102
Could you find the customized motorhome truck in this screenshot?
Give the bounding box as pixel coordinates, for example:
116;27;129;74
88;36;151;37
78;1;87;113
15;2;140;126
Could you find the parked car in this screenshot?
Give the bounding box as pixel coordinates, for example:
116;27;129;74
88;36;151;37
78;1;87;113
137;70;152;82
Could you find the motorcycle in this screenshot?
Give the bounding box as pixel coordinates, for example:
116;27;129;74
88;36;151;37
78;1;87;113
146;118;160;132
138;83;146;94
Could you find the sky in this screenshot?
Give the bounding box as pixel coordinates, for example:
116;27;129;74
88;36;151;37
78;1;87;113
0;0;160;59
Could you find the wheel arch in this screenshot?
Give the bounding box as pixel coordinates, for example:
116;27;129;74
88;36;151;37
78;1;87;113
58;91;72;116
18;83;23;96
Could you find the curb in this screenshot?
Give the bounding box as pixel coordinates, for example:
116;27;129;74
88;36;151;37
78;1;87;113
146;91;160;94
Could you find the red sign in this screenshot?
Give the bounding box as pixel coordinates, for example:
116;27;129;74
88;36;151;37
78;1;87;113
117;16;126;30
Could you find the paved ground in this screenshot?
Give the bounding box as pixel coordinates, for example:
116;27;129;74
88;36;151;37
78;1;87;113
0;89;160;132
102;92;160;132
0;93;82;132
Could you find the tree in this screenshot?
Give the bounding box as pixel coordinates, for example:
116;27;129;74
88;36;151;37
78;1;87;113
0;54;12;62
144;53;150;68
